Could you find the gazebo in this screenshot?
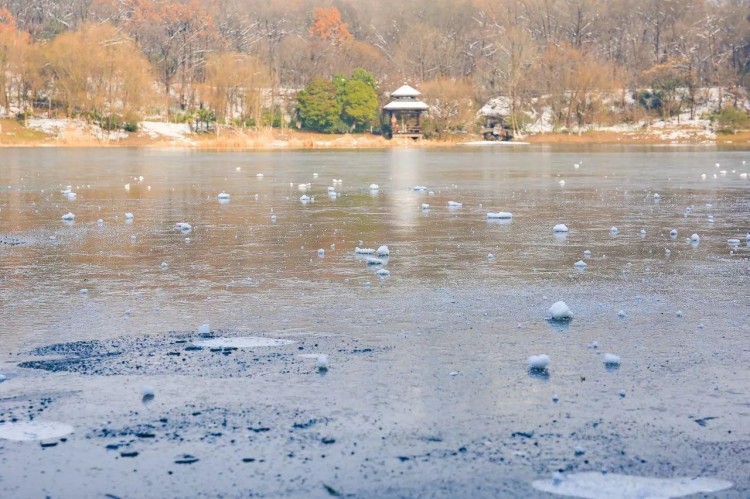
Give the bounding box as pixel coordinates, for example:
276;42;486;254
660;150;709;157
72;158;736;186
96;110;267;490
381;84;429;139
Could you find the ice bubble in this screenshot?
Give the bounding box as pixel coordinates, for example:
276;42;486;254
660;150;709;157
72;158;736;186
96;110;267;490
217;192;230;200
553;224;569;233
574;260;587;268
160;262;168;269
532;471;733;498
603;353;621;366
0;421;74;441
487;212;513;219
355;247;374;255
376;245;390;256
448;201;463;207
193;337;295;348
369;184;379;190
316;354;329;372
317;248;325;257
583;250;591;258
527;354;550;371
690;233;700;243
61;212;75;221
376;268;390;277
548;301;573;320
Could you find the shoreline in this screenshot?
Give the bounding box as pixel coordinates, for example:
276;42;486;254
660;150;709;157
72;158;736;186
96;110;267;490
1;119;749;149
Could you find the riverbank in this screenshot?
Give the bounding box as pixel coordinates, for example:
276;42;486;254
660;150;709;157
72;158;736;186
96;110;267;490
1;118;748;149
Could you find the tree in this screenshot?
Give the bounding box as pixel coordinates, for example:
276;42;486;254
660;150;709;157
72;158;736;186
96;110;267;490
340;79;378;131
296;77;341;132
309;6;351;46
420;78;476;136
203;51;270;126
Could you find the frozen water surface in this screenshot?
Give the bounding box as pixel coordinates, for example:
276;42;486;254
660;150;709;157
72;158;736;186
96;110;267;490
0;146;749;497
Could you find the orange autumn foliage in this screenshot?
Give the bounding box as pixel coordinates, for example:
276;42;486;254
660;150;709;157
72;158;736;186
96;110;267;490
309;6;351;46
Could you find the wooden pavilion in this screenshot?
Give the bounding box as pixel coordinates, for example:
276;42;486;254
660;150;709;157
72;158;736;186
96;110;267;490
381;84;429;139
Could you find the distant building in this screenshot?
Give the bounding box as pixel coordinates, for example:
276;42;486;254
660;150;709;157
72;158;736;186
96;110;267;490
381;84;429;139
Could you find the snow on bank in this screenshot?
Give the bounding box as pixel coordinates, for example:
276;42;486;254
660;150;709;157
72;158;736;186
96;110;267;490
140;121;193;142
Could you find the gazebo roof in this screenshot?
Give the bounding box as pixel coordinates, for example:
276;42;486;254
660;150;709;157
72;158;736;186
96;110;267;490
383;100;429;111
390;84;422;98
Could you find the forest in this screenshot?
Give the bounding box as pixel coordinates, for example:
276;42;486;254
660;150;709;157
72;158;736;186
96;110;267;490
0;0;749;135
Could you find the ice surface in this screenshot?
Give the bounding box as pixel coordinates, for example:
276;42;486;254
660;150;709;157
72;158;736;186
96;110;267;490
0;421;74;441
532;472;732;499
193;337;295;348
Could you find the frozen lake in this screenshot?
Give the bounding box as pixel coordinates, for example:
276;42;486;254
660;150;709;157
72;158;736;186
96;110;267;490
0;146;748;497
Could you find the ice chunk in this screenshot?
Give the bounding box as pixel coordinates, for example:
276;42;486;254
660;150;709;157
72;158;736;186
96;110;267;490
676;310;683;317
421;203;430;210
413;185;428;192
175;222;192;231
527;354;550;371
574;260;587;268
80;288;88;296
583;250;591;258
160;262;168;269
610;226;619;234
559;180;565;186
141;385;155;398
316;354;329;372
548;301;573;320
369;184;379;190
653;193;660;200
317;248;325;257
487;212;513;219
553;224;569;233
670;229;678;238
125;212;134;220
355;247;375;254
448;201;463;207
603;353;621;366
193;337;295;348
0;421;74;441
690;233;700;243
376;245;390;256
376;268;390;277
532;471;732;498
617;310;626;318
299;195;310;203
217;192;230;200
727;239;740;246
366;257;385;266
61;212;75;221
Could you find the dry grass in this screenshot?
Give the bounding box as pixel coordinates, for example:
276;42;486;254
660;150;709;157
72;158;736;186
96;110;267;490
1;119;737;148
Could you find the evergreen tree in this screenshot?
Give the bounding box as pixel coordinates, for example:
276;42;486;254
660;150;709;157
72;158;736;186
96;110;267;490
296;77;341;133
